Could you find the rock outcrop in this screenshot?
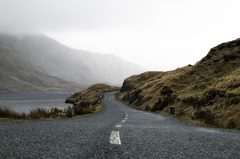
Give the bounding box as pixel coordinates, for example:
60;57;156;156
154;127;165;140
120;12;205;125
66;84;119;115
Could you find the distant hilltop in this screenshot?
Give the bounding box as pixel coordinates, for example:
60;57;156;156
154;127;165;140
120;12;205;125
0;33;144;91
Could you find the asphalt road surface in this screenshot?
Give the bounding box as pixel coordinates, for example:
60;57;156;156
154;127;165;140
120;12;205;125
0;92;240;159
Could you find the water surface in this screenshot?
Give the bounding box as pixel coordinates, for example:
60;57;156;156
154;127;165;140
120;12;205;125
0;92;73;113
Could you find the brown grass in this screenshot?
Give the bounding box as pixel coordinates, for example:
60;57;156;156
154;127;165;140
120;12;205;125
0;107;26;119
118;38;240;129
66;83;119;115
0;106;73;120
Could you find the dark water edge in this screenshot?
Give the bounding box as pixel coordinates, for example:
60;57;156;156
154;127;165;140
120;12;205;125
0;92;73;113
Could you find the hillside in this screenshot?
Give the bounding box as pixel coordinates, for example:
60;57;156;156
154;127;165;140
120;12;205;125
0;33;143;85
118;38;240;129
0;41;82;91
66;84;119;115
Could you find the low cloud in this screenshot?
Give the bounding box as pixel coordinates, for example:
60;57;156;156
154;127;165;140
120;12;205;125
1;0;240;70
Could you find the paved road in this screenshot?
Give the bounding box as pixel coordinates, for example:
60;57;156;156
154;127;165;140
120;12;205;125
0;92;240;159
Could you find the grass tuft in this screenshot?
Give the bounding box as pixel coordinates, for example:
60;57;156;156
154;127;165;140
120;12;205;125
0;106;74;121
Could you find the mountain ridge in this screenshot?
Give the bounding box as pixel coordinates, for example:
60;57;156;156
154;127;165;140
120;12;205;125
0;40;83;92
0;33;144;85
0;33;144;91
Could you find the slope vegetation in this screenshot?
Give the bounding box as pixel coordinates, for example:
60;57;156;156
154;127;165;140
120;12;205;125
66;84;119;115
118;38;240;129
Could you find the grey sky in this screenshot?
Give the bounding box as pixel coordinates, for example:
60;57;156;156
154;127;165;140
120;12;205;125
0;0;240;70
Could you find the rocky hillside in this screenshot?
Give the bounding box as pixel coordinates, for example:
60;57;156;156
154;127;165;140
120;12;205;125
118;38;240;129
66;84;119;115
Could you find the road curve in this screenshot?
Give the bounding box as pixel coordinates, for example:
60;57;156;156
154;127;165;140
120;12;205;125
0;92;240;159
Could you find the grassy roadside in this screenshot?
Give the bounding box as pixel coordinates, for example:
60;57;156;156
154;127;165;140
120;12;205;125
0;104;104;123
116;97;216;128
72;104;104;119
156;111;217;128
0;116;63;123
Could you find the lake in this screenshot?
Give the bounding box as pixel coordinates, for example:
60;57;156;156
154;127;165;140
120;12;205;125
0;92;73;113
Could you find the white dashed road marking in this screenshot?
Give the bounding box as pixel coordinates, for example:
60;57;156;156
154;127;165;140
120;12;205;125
110;131;121;145
111;113;128;145
121;120;126;123
115;124;122;128
115;113;128;128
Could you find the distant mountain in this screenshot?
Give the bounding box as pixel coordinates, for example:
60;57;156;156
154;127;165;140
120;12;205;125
118;38;240;129
0;33;144;86
0;40;83;91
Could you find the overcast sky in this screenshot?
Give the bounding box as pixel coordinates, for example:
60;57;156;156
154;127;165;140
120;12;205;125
0;0;240;70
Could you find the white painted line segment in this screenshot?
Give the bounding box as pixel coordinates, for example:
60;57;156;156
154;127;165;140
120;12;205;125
115;124;122;128
110;131;121;145
114;113;128;128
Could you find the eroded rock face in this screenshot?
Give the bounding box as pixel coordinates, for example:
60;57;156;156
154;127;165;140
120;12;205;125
120;78;133;92
128;89;142;104
151;98;162;111
120;72;161;92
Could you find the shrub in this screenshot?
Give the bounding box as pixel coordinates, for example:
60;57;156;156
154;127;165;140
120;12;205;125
227;82;240;89
160;86;173;96
0;106;74;120
162;96;174;107
145;105;151;111
182;96;202;107
176;109;185;117
225;96;240;105
63;106;73;118
0;107;26;119
49;106;62;118
151;98;162;111
191;109;215;124
224;51;240;62
223;117;237;129
203;89;226;104
182;89;226;107
28;108;50;119
74;105;94;115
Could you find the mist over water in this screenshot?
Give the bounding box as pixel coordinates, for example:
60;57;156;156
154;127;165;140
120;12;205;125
0;92;72;113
